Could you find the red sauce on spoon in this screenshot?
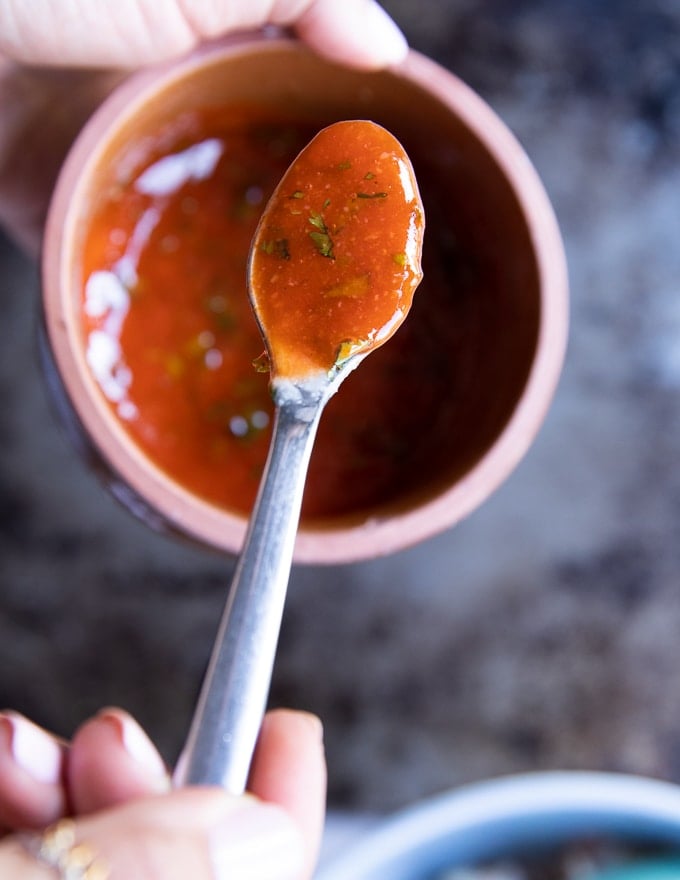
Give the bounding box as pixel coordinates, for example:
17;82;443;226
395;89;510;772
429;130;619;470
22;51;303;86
249;120;424;380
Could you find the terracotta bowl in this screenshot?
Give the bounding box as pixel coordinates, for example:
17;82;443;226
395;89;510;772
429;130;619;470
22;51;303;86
41;34;568;564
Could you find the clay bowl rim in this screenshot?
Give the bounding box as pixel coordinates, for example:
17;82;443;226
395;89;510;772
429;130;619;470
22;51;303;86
42;34;568;565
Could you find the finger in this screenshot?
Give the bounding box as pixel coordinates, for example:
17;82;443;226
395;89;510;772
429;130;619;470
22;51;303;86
0;787;306;880
0;0;407;69
293;0;409;69
68;708;170;815
249;709;327;879
0;712;66;830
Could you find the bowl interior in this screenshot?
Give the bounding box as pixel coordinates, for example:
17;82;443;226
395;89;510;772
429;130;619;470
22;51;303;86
46;40;563;562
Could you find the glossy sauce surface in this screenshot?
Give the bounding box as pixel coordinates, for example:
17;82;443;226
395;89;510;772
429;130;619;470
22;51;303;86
249;120;423;379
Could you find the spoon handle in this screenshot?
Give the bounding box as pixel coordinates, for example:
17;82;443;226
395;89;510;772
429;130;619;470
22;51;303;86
175;390;324;793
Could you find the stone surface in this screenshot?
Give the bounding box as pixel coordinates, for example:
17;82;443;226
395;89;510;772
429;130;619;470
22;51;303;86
1;0;680;816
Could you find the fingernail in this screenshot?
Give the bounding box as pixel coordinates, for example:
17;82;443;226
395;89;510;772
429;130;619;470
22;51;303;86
0;711;63;785
98;709;169;788
209;798;304;880
364;0;409;65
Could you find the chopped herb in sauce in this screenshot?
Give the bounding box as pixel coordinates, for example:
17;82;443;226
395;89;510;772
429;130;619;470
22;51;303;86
323;275;370;299
260;238;291;259
252;351;271;373
308;211;326;230
308;212;335;258
357;191;388;199
309;230;335;258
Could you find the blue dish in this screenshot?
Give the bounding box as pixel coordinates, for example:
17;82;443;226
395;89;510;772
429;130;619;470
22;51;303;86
316;772;680;880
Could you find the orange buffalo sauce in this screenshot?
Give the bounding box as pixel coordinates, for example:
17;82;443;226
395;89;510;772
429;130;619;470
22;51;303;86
249;121;423;379
80;108;482;522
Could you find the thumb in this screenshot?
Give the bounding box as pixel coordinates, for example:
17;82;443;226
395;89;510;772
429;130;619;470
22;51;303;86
0;0;407;69
1;789;306;880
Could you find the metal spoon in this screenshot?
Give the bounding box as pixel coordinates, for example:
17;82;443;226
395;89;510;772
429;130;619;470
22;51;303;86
175;353;365;792
175;120;424;793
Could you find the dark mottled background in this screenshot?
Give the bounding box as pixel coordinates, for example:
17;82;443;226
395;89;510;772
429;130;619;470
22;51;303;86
1;0;680;833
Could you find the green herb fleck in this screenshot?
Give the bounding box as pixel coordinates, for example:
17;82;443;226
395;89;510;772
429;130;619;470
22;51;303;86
252;351;271;373
323;275;370;298
337;160;352;170
323;198;331;209
364;172;375;180
309;231;334;258
290;190;304;199
260;238;290;260
308;211;326;231
393;252;407;267
357;191;388;199
308;212;334;258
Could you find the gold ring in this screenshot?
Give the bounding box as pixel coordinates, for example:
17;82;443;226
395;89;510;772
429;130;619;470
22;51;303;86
18;819;110;879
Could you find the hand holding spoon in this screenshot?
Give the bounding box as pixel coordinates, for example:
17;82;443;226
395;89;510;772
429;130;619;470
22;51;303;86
176;120;424;792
